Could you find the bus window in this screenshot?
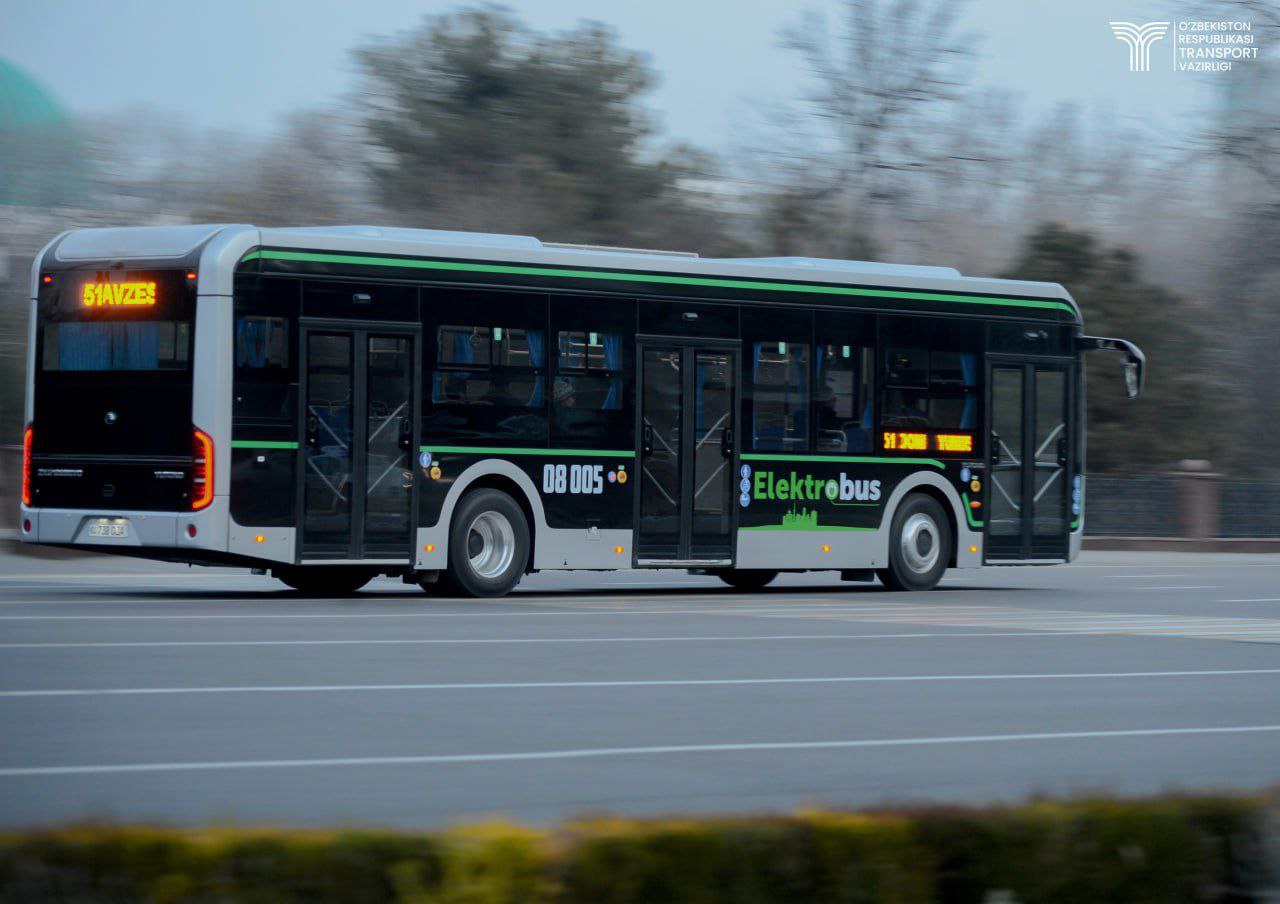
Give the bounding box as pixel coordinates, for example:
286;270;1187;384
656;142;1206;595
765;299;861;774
880;319;981;435
427;322;548;443
42;321;190;372
751;341;809;452
553;330;627;446
815;344;873;452
235;316;288;369
438;325;494;368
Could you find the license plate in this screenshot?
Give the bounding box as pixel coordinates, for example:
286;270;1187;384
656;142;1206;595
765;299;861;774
88;521;129;538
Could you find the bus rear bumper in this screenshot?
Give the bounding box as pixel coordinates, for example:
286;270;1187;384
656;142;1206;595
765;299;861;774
18;500;230;555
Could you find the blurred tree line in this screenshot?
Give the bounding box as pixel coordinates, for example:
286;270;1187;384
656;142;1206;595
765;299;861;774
1;0;1276;475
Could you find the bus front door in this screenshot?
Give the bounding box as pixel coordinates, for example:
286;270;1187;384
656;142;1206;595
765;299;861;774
298;326;420;563
986;362;1074;561
636;343;738;565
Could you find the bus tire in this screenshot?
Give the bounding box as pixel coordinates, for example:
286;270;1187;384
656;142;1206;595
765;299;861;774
715;569;779;591
443;489;530;598
877;494;950;592
274;565;375;596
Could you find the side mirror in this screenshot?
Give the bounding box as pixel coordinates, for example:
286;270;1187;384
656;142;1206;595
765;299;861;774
1077;336;1145;399
1122;361;1140;400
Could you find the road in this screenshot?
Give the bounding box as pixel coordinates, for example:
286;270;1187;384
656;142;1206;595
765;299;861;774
1;548;1279;829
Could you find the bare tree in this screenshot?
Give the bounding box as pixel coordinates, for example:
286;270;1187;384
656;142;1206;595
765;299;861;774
769;0;976;256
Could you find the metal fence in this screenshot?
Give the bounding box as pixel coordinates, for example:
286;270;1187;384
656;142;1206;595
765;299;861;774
1219;481;1280;539
0;444;16;529
1082;476;1182;537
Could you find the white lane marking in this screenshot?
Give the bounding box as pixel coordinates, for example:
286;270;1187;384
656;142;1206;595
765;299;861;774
1109;574;1188;578
1220;599;1280;603
0;631;1096;650
3;668;1277;698
1133;585;1218;591
3;724;1279;778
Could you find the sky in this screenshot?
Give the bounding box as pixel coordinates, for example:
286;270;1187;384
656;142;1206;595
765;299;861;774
0;0;1242;150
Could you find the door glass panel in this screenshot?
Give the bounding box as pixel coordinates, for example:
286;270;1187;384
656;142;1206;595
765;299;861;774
690;351;734;559
363;335;413;555
989;367;1023;540
304;333;353;556
1032;368;1067;539
638;348;683;559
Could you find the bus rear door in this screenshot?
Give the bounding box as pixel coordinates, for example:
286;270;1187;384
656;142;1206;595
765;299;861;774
298;324;420;563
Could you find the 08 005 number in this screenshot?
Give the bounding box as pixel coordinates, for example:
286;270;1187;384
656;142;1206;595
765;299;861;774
542;463;604;495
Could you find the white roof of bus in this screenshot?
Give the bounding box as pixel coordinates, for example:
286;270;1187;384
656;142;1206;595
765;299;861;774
39;224;1078;317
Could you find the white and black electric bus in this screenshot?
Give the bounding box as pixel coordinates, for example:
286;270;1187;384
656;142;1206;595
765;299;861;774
19;225;1143;596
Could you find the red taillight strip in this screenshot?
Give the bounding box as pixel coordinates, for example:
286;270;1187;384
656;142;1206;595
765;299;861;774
21;425;33;507
192;428;214;511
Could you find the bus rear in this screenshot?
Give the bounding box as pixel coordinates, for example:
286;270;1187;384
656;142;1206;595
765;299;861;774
21;263;211;551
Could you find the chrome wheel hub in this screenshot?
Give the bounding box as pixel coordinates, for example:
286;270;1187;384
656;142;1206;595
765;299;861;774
467;511;515;579
900;512;940;574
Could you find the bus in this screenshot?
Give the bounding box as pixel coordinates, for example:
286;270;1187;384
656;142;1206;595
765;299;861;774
19;224;1144;596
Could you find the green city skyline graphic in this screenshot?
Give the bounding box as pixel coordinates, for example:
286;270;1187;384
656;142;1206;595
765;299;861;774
742;506;873;532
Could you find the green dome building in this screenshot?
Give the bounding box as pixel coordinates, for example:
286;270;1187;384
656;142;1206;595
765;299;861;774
0;58;89;208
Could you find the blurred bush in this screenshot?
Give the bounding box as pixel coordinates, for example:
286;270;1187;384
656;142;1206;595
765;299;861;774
0;795;1273;902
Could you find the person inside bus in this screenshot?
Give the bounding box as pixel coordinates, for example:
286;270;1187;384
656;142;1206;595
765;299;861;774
553;377;578;410
885;391;930;428
814;386;844;451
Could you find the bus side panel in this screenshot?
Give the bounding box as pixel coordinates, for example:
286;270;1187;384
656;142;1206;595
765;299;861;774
415;457;634;571
736;464;981;570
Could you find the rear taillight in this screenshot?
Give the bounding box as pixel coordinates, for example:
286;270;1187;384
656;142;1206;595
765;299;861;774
192;428;214;511
21;425;33;507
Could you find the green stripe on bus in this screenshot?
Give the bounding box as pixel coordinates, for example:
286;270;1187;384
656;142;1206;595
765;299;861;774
962;491;984;528
231;440;299;450
423;445;633;458
740;524;876;532
741;453;945;469
242;250;1077;316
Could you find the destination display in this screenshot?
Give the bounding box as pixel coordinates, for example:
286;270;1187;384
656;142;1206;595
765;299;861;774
882;431;974;454
81;281;158;308
38;269;195;317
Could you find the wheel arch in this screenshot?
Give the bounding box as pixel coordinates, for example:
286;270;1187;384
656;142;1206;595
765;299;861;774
880;471;969;568
431;460;546;572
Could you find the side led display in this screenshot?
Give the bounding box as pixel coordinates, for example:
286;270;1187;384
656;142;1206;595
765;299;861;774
935;434;974;453
883;431;928;451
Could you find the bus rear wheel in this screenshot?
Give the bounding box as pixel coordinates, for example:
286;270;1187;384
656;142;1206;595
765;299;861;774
877;494;950;592
274;566;375;596
715;569;779;591
442;489;530;598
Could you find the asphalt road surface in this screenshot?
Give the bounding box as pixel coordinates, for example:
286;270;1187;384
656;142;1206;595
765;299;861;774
2;548;1279;829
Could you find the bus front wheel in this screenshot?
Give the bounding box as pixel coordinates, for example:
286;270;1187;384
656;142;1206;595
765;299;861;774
274;566;375;596
442;489;530;598
877;494;950;592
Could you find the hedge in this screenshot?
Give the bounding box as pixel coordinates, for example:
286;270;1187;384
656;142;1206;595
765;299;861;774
0;795;1274;902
